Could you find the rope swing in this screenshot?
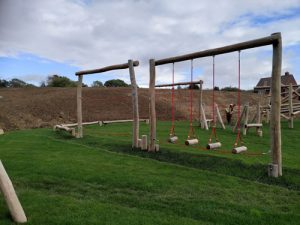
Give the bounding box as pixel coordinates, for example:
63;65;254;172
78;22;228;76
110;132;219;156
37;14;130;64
168;63;178;143
232;51;247;154
185;59;199;146
207;56;222;150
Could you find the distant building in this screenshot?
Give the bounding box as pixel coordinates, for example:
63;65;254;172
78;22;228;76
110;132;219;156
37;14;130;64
254;71;298;96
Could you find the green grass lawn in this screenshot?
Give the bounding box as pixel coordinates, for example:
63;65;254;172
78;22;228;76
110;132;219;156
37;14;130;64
0;120;299;224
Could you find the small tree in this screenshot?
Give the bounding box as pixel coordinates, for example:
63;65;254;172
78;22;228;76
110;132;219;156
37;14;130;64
92;81;104;87
0;79;9;88
9;78;27;88
188;83;200;89
47;75;77;87
213;86;220;91
104;79;129;87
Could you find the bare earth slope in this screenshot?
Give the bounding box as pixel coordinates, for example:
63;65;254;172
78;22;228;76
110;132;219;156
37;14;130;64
0;87;263;130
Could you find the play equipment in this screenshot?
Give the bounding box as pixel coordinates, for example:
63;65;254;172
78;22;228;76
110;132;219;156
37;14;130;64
185;60;199;146
206;56;222;150
233;103;263;137
262;83;300;128
75;60;141;149
232;51;248;154
168;63;178;143
155;63;203;147
149;33;282;177
0;160;27;223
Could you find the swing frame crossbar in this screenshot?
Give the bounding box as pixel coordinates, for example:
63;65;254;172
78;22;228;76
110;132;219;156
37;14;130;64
149;33;282;178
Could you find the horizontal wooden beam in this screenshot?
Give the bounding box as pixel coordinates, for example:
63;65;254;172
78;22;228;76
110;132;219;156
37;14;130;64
76;60;139;76
155;80;203;88
155;33;280;66
254;84;300;89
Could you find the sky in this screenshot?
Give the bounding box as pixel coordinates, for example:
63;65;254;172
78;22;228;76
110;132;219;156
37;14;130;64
0;0;300;88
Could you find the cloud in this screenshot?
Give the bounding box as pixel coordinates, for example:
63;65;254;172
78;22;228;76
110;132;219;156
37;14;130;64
0;0;300;88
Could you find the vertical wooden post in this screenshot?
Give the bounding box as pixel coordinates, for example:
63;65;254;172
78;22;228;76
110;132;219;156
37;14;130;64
128;60;140;148
257;102;261;124
149;59;157;151
288;83;294;129
77;75;83;138
0;160;27;223
269;33;282;177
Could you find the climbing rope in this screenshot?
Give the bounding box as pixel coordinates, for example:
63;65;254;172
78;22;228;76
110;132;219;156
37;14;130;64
234;51;243;147
170;63;176;137
187;59;196;139
209;56;219;143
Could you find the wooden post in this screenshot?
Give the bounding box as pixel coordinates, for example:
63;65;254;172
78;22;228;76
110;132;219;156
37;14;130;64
0;160;27;223
215;104;225;129
201;104;208;130
288;82;294;129
149;59;157;151
129;60;139;148
141;135;147;150
269;33;282;177
77;75;83;138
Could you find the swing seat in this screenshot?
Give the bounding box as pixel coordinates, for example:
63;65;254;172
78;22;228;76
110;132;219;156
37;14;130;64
206;142;221;150
168;135;178;143
232;146;247;154
185;138;198;146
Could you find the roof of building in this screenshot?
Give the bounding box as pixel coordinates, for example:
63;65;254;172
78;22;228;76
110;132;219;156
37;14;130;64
255;72;297;87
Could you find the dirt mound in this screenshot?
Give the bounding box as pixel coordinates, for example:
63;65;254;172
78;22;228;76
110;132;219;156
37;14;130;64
0;87;264;131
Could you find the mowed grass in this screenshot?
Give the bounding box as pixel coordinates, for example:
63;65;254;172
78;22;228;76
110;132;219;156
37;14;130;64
0;120;299;224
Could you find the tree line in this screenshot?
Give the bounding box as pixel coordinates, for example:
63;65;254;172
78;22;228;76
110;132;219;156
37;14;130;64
0;75;131;88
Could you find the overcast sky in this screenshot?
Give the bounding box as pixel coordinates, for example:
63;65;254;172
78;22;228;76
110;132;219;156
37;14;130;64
0;0;299;88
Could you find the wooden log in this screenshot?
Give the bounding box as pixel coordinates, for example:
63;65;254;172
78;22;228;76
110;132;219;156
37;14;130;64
155;80;203;88
129;59;140;148
292;111;300;116
185;139;198;146
245;123;263;128
63;121;100;127
155;33;280;65
141;135;147;150
280;113;290;120
54;125;76;137
206;142;221;150
102;119;149;124
288;83;294;128
269;32;282;177
257;102;261;123
200;104;208;130
268;163;279;178
77;75;83;138
232;146;247;154
168;136;178;143
76;61;139;76
137;139;142;148
0;160;27;223
149;59;157;151
215;104;225;129
257;130;263;137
